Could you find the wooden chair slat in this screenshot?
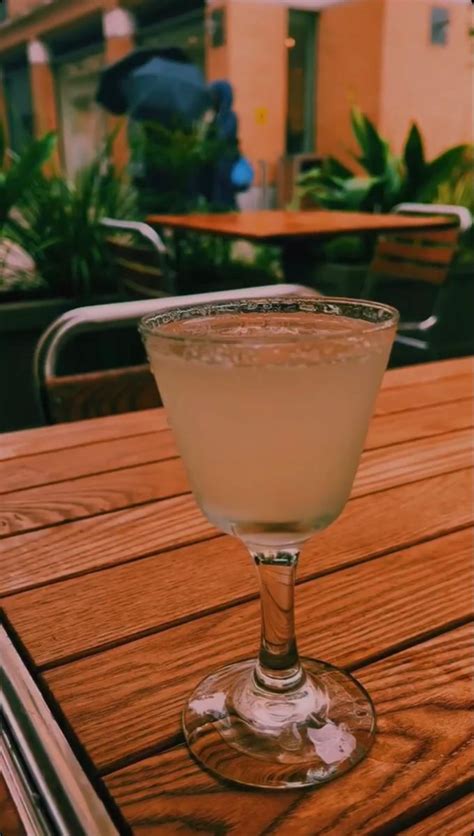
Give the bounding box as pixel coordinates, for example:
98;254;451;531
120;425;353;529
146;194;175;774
106;239;162;269
45;365;160;423
391;226;460;244
370;256;448;285
114;258;163;278
375;240;456;266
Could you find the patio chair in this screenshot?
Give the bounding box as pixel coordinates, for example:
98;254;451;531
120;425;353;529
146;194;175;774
101;218;175;297
34;284;319;424
362;203;471;326
390;259;474;366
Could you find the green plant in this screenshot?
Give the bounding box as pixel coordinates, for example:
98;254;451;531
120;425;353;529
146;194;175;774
436;158;474;263
297;108;471;214
6;140;139;299
0;123;56;231
130;120;223;214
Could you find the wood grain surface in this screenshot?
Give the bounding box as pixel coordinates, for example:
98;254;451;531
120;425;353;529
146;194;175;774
104;624;473;834
1;422;471;597
147;209;452;241
45;364;160;424
400;792;474;835
0;357;472;834
0;357;467;463
3;467;472;661
0;408;169;462
0;457;189;538
0;429;177;495
1;370;469;495
42;528;473;769
1;397;471;538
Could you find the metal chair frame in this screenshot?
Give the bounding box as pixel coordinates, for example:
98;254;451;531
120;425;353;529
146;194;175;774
34;284;318;424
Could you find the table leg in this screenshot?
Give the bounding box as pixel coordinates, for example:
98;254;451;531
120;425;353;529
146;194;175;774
280;238;325;287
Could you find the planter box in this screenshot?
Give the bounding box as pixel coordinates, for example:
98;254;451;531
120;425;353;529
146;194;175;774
0;295;144;432
1;299;71;432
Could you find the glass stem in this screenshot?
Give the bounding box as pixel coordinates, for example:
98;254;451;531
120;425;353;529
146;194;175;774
251;549;304;692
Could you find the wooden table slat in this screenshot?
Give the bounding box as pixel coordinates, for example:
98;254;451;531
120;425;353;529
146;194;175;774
103;624;473;835
0;357;472;832
41;528;473;769
1;426;471;597
1;397;471;539
5;466;472;667
0;408;168;463
0;457;189;539
0;429;176;496
380;355;472;388
373;372;472;416
0;357;469;464
400;793;474;835
148;209;454;241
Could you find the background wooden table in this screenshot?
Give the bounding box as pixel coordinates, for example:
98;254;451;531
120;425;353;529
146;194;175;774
147;209;455;286
1;356;473;835
147;209;452;242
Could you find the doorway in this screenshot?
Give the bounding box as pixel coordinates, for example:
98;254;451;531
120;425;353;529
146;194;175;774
286;10;317;154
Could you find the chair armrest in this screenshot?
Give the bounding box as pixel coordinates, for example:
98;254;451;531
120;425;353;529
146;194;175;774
101;218;168;256
392;203;472;233
397;315;438;334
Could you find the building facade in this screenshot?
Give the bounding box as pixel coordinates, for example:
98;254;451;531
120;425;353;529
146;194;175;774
0;0;471;201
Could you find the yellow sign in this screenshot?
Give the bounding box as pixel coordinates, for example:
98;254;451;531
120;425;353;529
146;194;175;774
255;107;268;126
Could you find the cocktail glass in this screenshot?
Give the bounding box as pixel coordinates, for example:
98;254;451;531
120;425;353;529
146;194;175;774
140;297;398;790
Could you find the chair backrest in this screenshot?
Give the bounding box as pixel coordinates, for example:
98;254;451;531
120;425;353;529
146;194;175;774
368;225;459;287
101;218;173;298
35;284;319;424
363;203;470;323
393;265;474;364
45;364;160;424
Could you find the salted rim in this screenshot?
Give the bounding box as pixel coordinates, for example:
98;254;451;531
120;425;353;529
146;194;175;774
139;296;399;345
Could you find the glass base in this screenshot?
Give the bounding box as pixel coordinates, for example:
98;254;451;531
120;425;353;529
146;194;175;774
183;657;376;790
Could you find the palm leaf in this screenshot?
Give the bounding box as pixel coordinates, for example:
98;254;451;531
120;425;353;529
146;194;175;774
417;144;471;201
350;108;389;176
403;123;425;191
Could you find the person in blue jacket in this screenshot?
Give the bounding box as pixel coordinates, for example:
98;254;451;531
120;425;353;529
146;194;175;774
209;80;240;209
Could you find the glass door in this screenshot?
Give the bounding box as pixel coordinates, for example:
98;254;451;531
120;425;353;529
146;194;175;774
286;10;317;154
55;52;106;177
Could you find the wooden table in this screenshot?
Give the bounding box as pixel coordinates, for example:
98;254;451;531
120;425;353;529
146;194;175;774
147;209;452;243
1;356;473;834
147;209;454;285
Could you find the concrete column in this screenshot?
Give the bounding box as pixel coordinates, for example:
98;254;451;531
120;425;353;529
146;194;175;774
103;7;136;170
27;39;60;170
206;0;287;190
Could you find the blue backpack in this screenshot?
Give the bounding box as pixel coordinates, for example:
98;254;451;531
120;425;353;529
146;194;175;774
231;156;254;192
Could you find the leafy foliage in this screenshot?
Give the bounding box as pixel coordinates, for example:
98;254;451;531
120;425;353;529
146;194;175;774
130;119;223;214
297;108;471;214
6;141;138;299
0;125;56;230
436;148;474;263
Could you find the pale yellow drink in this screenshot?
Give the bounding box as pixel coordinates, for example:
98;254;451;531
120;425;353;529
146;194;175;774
147;311;393;547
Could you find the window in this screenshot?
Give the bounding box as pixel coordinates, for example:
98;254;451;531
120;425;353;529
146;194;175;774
430;7;450;46
139;9;205;71
55;52;106;177
3;62;34;152
138;6;206;70
286;10;317;155
0;0;8;23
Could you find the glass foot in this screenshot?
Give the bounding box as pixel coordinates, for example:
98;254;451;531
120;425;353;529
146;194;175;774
183;658;376;790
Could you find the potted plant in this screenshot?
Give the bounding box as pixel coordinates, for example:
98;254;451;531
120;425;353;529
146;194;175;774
295;108;471;295
0;130;139;430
